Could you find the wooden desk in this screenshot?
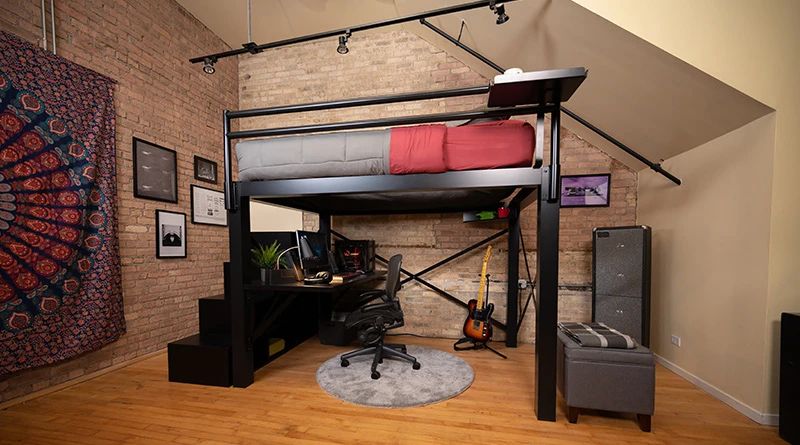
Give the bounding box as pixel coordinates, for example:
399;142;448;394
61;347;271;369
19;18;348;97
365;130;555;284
236;271;386;381
244;271;385;293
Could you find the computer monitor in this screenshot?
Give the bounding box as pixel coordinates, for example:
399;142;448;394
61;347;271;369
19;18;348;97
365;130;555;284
295;230;331;273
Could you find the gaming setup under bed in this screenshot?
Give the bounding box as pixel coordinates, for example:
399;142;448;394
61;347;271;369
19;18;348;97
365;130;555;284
224;67;587;421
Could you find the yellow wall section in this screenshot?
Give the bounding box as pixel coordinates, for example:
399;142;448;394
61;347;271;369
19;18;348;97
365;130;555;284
250;202;303;232
574;0;800;415
638;114;775;413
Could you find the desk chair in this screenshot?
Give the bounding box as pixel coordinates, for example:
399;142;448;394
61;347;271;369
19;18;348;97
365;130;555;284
340;254;421;379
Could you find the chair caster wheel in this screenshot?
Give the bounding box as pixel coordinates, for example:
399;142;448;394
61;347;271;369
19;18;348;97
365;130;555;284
340;359;349;367
371;371;381;380
412;362;421;370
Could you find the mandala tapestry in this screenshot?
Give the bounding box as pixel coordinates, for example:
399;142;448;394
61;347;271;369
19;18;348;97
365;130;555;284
0;31;124;374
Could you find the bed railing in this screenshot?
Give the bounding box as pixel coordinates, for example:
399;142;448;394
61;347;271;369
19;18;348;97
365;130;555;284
223;67;588;211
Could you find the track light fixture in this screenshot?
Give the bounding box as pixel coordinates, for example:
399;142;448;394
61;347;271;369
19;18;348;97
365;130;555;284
489;1;509;25
202;57;216;75
337;30;351;55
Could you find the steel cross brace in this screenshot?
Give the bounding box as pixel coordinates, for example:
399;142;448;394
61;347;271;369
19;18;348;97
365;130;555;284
330;228;508;332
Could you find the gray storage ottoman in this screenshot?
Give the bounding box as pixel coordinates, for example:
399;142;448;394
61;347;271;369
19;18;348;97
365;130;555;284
556;330;655;431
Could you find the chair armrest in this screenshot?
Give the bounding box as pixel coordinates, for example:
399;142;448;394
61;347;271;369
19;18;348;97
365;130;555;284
360;302;396;313
355;290;386;306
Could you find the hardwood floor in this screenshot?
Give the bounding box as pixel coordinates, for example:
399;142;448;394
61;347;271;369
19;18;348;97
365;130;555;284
0;337;782;444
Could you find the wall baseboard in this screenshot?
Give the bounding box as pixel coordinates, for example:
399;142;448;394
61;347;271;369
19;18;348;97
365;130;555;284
0;349;166;411
654;354;778;426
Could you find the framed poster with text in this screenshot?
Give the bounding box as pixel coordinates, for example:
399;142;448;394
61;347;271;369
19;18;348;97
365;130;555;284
191;185;227;226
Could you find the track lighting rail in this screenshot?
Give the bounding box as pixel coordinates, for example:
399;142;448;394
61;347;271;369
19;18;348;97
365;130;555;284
189;0;518;65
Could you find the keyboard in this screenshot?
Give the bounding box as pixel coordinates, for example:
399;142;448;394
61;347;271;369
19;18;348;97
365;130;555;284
331;271;365;283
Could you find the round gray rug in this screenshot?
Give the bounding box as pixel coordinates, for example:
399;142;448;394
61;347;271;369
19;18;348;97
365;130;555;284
316;345;474;408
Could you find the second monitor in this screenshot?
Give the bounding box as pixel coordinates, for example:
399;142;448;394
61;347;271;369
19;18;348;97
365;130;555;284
295;230;333;274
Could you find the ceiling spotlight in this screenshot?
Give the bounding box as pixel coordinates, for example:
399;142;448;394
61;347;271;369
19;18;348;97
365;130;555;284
202;57;216;75
337;30;351;55
490;1;509;25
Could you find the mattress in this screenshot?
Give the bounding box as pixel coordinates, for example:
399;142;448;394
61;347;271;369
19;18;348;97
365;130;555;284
236;120;534;181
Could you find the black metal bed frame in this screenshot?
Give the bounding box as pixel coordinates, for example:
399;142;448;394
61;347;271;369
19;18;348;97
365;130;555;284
223;69;585;421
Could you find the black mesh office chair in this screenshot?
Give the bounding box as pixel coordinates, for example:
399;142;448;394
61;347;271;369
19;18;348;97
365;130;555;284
340;254;420;379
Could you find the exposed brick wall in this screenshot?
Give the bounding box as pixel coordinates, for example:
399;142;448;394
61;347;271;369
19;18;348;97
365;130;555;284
240;31;636;343
0;0;237;402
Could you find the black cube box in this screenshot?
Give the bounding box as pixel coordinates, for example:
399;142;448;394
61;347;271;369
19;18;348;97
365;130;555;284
319;311;358;346
334;240;375;273
168;334;231;387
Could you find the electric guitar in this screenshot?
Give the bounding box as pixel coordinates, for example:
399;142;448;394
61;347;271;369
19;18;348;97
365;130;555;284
463;245;494;343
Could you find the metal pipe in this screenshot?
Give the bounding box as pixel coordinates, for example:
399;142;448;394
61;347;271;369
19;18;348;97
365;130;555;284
424;18;682;186
223;111;233;210
49;0;56;54
549;104;560;202
190;0;519;64
420;18;504;73
227;104;555;140
247;0;251;43
228;85;489;119
40;0;47;51
561;108;682;185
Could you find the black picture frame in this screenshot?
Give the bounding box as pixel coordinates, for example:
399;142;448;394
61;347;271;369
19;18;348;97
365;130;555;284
133;137;178;203
560;173;611;208
194;155;218;184
155;210;187;258
190;185;228;226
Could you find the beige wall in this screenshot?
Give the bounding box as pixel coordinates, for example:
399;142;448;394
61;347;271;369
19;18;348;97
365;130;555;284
638;114;775;412
575;0;800;416
250;202;303;232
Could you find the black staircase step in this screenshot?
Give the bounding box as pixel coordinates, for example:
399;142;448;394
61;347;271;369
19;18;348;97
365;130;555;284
199;294;229;339
167;334;231;387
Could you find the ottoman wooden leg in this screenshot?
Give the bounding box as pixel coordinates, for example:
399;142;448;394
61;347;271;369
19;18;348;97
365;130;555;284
567;406;579;424
637;414;651;432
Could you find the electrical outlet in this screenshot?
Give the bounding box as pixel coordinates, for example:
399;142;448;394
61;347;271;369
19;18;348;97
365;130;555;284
670;335;681;347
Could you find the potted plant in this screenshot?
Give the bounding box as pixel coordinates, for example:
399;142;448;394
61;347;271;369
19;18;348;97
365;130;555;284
251;240;288;283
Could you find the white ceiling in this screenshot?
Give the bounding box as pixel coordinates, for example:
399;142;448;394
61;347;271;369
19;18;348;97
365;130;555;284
177;0;773;174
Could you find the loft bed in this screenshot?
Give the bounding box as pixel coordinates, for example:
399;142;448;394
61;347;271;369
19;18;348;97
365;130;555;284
224;67;587;421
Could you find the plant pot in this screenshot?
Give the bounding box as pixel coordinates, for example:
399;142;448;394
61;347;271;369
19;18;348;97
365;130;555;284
261;268;298;285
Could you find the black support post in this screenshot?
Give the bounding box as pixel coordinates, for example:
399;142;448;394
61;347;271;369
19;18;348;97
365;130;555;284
535;162;561;419
506;205;520;347
318;213;331;235
229;193;253;387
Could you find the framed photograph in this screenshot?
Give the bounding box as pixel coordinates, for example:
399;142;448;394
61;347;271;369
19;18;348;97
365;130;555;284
133;137;178;203
191;185;227;226
194;156;218;184
560;174;611;208
155;210;187;258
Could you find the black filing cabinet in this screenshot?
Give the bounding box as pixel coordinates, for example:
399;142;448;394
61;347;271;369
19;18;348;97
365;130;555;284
592;226;651;347
781;312;800;444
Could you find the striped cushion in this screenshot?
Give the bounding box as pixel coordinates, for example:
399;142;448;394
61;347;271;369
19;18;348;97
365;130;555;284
558;322;635;349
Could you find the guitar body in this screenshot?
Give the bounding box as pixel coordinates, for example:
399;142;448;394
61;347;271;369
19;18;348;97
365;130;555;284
463;299;494;342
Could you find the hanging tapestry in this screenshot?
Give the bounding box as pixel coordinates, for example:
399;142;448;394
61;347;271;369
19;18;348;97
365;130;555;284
0;31;124;374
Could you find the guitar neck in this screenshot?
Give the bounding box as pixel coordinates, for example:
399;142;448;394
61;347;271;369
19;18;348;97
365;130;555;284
476;246;491;309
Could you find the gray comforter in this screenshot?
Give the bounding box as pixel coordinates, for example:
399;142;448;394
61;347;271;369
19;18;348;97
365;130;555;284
236;129;391;181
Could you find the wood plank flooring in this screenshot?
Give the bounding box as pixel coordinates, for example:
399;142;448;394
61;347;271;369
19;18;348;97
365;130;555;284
0;337;783;444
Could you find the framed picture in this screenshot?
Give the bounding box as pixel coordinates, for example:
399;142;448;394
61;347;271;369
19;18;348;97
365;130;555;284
133;137;178;203
194;156;218;184
560;174;611;208
191;185;227;226
155;210;187;258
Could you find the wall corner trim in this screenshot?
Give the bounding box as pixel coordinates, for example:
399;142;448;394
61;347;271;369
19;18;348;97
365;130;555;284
654;354;778;426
